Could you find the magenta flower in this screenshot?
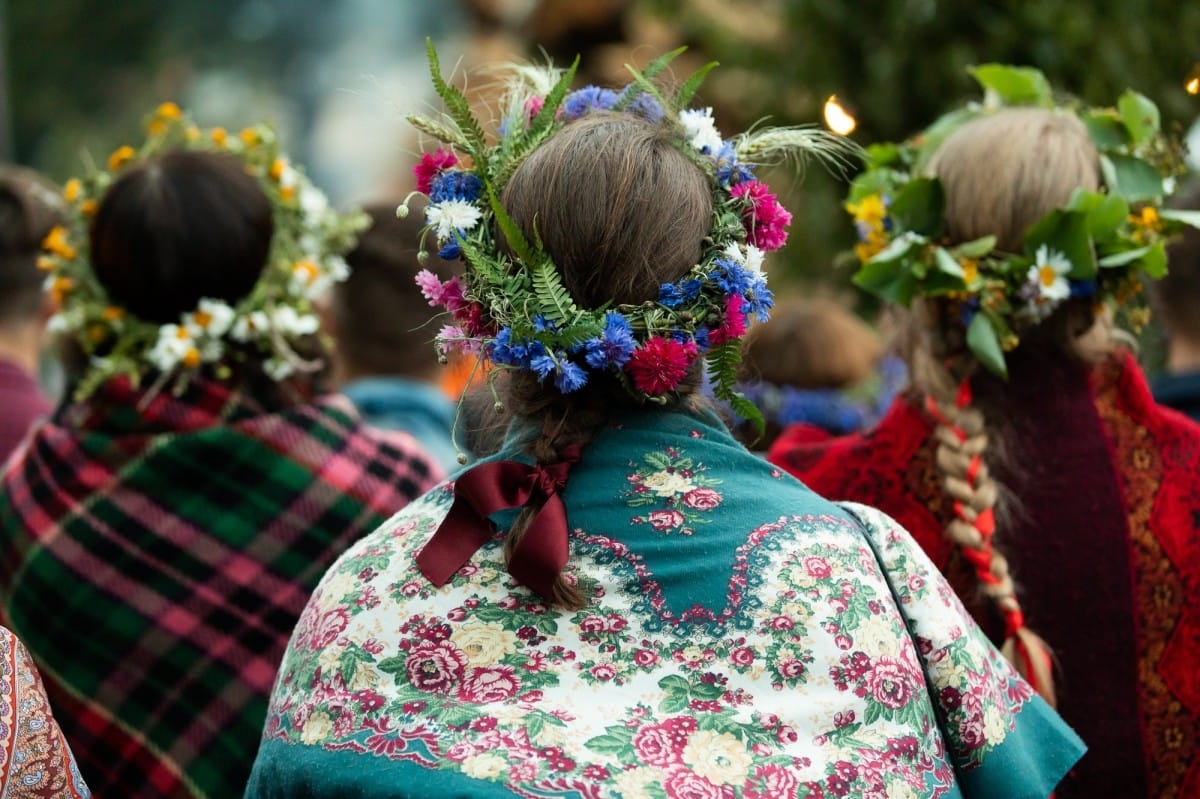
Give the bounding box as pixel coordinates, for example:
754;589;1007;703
732;180;793;251
413;149;458;195
524;96;545;123
708;295;750;346
625;336;698;395
406;639;468;694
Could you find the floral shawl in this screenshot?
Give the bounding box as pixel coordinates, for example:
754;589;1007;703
247;404;1082;799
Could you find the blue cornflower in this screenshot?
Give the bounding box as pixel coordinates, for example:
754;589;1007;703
624;91;664;123
488;327;528;366
693;326;711;352
714;141;755;186
429;171;483;203
744;277;774;322
529;349;558;380
657;283;686;308
562;87;620;121
532;314;558;333
583;311;636;369
959;296;982;328
1069;279;1098;298
714;260;754;295
554;360;588;393
438;241;462;260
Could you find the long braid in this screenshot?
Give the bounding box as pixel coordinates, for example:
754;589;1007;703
924;381;1056;704
501;383;612;610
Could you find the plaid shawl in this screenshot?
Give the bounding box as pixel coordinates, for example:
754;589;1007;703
0;377;442;799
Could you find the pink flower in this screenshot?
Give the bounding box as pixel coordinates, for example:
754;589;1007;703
458;665;520;703
309;607;350;650
414;269;446;306
803;556;832;579
867;657;915;709
708;295;750;347
682;487;722;511
406;639;468;694
731;180;792;251
625;336;698;396
633;648;659;667
649;509;686;531
524;96;545;123
632;718;694;767
414;148;458;194
745;764;800;799
663;770;735;799
579;615;607;633
590;664;617;681
730;647;755;666
778;658;806;680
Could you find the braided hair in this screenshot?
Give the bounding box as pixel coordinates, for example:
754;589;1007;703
905;107;1112;705
494;114;712;609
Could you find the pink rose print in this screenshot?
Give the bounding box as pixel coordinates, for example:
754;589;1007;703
682;487;721;510
458;666;519;703
663;770;736;799
745;764;800;799
867;657;915;709
632;716;696;767
634;649;659;667
778;658;806;680
590;664;617;681
730;647;755;666
649;509;685;530
803;556;832;579
309;607;350;650
406;639;468;694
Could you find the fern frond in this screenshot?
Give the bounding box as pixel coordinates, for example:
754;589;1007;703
425;39;490;168
673;61;718;109
531;258;581;324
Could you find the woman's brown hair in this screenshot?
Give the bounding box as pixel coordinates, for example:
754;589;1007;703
907;107;1105;705
496;113;712;608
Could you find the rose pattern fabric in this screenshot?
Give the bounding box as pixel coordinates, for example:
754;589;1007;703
250;408;1081;798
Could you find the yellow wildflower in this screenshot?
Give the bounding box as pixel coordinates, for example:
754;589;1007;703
156;101;182;120
49;276;73;304
959;257;979;284
853;229;888;264
63;178;82;203
211;127;228;147
1128;206;1164;244
240;127;259;147
42;226;76;259
293;260;320;285
281;186;296;201
269;158;287;182
148;119;166;136
102;306;125;321
846;193;888;227
81;199;98;217
182;348;202;369
108;145;136;172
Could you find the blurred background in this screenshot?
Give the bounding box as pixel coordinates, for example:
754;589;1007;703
5;0;1200;314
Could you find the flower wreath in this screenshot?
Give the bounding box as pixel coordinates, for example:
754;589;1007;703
845;64;1200;378
405;43;856;426
38;102;368;400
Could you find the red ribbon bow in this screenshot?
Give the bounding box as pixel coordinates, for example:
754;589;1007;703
415;445;582;601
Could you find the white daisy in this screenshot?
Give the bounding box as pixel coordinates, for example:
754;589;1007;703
230;310;270;343
147;324;199;372
185;298;236;338
272;305;320;336
425;199;483;242
1022;245;1072;320
262;356;296;381
678;107;724;155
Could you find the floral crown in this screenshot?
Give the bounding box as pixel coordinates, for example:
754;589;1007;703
405;43;856;426
38;102;367;400
845;64;1200;377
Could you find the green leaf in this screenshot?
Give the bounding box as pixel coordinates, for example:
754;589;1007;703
933;246;965;279
1117;90;1161;147
531;260;581;324
376;656;406;675
950;235;997;260
1098;245;1152;268
1140;241;1168;279
692;681;724;700
674;61;719;109
967;313;1008;378
1065;189;1128;240
487;182;531;262
526;56;579;139
968;64;1053;106
852;236;923;305
889;177;944;237
436;701;479;728
586;731;634;756
660;693;689;713
1104;154;1166;203
640;47;688;81
863;142;902;168
1160;208;1200;229
1023;209;1096;279
1082;112;1129;150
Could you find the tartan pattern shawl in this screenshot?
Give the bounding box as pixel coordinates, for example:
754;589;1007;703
0;377;443;798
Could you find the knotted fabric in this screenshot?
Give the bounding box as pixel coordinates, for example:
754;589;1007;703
416;444;582;601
